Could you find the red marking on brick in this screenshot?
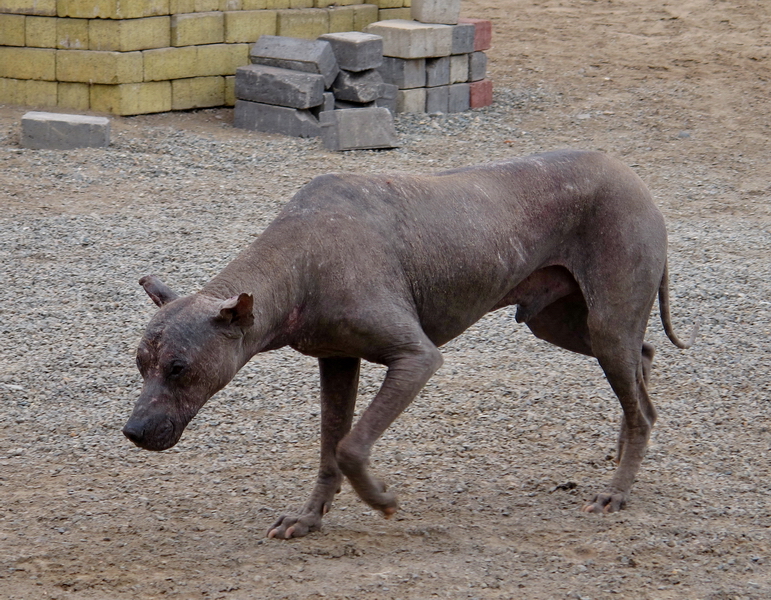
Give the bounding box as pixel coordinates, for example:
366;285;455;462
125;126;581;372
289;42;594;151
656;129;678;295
458;17;492;51
469;79;493;108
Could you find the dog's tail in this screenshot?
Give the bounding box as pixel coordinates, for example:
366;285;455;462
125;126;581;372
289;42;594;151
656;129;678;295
658;262;700;349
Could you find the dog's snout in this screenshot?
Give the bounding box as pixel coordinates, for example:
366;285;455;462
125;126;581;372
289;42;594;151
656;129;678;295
122;422;145;446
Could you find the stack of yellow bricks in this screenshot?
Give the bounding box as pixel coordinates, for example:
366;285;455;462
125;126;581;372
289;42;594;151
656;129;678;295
0;1;413;115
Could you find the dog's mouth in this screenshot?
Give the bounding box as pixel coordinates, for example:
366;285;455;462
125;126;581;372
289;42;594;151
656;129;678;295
122;417;180;451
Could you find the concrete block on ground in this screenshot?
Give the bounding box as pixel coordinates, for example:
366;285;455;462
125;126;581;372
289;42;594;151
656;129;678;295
90;81;172;115
172;76;225;110
376;82;397;114
276;8;329;40
319;107;399;151
235;64;325;109
21;111;110;150
425;84;448;113
365;19;452;59
450;53;468;83
57;81;90;110
447;82;469;113
396;87;425;113
250;34;338;87
469;78;493;108
318;31;383;72
411;0;461;25
233;99;320;137
469;51;487;81
310;91;336;118
457;17;492;51
58;0;169;19
379;56;425;89
425;56;450;87
331;68;384;103
451;22;475;55
0;77;57;108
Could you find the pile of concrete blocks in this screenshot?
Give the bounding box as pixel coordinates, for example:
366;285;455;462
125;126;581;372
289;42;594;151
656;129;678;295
234;33;398;150
0;1;398;116
366;0;493;113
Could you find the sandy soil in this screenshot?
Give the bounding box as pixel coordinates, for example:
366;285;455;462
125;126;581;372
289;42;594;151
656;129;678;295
1;1;770;599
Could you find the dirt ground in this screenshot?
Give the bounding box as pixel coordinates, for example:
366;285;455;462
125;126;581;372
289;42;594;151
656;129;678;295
1;1;770;599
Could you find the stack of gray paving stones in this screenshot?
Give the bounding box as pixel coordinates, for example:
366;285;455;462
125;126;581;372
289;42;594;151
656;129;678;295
234;33;398;151
366;0;491;114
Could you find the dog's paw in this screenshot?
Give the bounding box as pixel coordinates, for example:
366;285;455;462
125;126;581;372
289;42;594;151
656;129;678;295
582;489;627;514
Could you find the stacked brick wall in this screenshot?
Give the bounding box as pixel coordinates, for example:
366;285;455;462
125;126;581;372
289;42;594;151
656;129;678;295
0;1;412;115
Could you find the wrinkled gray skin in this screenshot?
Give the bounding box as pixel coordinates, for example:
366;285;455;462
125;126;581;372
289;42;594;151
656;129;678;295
123;150;697;540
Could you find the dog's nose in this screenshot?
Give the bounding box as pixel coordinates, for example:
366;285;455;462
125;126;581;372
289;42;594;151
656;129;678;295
122;422;145;446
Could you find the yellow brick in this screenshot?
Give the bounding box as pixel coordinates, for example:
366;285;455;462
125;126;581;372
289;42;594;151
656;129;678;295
0;14;26;46
0;0;56;16
375;0;403;8
172;75;224;110
316;0;357;6
57;17;88;49
378;7;410;20
266;0;290;8
0;47;56;80
220;0;242;9
57;81;90;110
224;74;234;105
241;0;268;8
171;11;224;46
89;16;171;51
195;42;248;76
143;45;197;80
290;0;313;7
169;0;195;11
276;8;327;39
57;49;144;84
25;16;57;47
0;77;57;107
91;81;172;115
328;6;354;33
57;0;170;19
352;3;378;30
224;9;276;43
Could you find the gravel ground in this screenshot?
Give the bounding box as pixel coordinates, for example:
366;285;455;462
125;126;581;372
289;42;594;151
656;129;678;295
1;1;771;598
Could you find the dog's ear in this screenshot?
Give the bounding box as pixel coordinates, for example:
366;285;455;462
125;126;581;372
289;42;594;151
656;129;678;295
215;293;254;328
139;275;179;307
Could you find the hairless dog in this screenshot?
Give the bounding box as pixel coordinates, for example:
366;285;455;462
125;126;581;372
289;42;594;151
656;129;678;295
123;149;697;539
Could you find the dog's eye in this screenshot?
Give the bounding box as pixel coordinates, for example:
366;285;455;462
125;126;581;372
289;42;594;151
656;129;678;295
167;361;187;377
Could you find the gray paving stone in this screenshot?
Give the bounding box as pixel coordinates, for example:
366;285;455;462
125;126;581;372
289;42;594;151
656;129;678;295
379;56;426;89
250;34;339;87
396;87;426;113
21;111;110;150
451;22;475;55
450;54;469;83
426;85;449;114
317;31;383;72
365;20;453;59
426;56;450;87
331;69;385;103
469;51;488;81
448;82;470;113
411;0;461;25
233;99;320;138
319;107;399;151
376;83;398;114
235;64;325;109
